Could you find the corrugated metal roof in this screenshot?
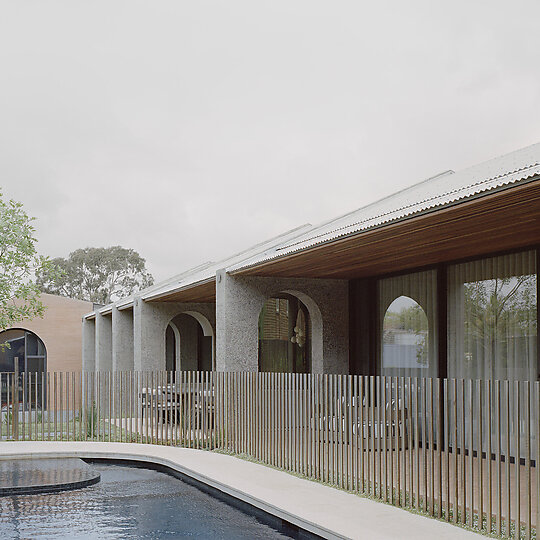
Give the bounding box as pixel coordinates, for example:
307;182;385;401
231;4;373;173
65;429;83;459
84;142;540;316
83;224;314;314
141;223;313;301
230;142;540;272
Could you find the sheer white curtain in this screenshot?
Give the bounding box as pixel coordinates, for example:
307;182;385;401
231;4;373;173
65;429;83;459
448;250;537;381
379;269;438;378
448;250;537;458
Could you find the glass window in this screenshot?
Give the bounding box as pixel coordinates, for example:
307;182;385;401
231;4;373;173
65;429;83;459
165;325;176;372
447;250;537;459
379;270;438;377
258;296;311;373
383;296;429;370
0;329;47;373
448;250;537;381
0;329;47;409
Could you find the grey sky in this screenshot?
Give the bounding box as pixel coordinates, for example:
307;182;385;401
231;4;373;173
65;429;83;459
1;1;540;282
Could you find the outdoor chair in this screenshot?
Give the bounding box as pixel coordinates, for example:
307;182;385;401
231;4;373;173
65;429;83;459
312;395;409;450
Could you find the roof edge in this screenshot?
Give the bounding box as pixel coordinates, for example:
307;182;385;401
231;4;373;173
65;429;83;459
229;173;540;275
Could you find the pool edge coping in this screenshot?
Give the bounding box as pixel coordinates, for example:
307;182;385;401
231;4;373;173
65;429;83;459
0;444;344;540
0;442;486;540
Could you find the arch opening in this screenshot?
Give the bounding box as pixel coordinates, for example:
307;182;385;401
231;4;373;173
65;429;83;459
0;328;47;406
166;312;214;372
258;294;312;373
382;295;429;375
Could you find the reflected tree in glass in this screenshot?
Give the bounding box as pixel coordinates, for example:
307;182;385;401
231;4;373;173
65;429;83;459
383;296;429;371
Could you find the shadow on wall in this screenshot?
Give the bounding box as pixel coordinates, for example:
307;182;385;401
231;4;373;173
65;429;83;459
166;313;213;372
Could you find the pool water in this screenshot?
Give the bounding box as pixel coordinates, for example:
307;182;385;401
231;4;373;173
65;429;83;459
0;464;299;539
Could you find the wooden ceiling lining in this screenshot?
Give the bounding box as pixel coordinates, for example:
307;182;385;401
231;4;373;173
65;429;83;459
235;180;540;279
143;181;540;300
147;280;216;303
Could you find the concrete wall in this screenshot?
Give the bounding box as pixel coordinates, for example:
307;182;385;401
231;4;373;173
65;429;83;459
91;270;348;375
95;312;112;371
112;307;134;371
171;313;199;371
82;318;96;371
133;299;215;371
216;271;349;373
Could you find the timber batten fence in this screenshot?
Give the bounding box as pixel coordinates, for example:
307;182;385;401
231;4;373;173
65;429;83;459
1;370;538;539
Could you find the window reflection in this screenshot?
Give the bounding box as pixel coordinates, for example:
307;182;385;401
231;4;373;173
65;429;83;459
383;296;429;370
448;251;537;381
0;329;47;408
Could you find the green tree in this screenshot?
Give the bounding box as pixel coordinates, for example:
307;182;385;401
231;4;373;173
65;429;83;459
383;303;428;335
383;300;429;365
0;190;53;331
464;274;537;366
36;246;154;304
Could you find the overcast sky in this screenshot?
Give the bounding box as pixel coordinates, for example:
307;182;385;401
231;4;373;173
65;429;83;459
1;1;540;282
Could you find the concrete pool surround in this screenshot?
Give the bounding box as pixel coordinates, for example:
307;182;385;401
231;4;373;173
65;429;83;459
0;442;484;540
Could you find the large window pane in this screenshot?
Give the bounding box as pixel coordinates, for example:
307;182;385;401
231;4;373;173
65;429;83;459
448;250;537;381
448;250;537;459
378;270;438;377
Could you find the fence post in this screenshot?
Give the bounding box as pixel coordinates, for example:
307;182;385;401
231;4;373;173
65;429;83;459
13;358;19;440
28;370;538;537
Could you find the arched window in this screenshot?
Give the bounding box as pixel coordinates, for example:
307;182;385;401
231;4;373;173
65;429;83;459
0;329;47;406
379;270;437;377
258;295;311;373
382;296;429;374
0;329;46;373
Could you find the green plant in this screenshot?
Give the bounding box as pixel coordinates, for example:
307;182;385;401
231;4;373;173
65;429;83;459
36;246;154;304
85;402;98;439
0;189;56;332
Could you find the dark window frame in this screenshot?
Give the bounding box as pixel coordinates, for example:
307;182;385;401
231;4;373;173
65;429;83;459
349;245;540;381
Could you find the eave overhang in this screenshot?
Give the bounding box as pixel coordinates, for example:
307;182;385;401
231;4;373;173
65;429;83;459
231;177;540;280
143;277;216;303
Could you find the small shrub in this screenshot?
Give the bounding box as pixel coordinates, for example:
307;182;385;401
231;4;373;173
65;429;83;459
85;402;98;439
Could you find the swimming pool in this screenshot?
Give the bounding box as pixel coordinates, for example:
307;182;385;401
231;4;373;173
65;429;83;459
0;463;305;539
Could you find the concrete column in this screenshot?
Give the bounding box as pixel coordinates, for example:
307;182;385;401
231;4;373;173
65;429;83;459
82;318;96;372
216;271;349;374
112;307;134;371
216;271;262;372
95;312;112;371
133;299;169;371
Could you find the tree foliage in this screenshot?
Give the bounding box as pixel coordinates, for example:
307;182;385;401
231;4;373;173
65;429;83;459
383;303;428;335
463;275;537;364
383;300;429;365
37;246;154;304
0;191;54;331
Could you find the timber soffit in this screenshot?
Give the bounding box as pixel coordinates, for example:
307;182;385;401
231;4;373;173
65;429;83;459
83;142;540;317
84;223;313;315
139;223;313;302
228;142;540;273
82;261;217;318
